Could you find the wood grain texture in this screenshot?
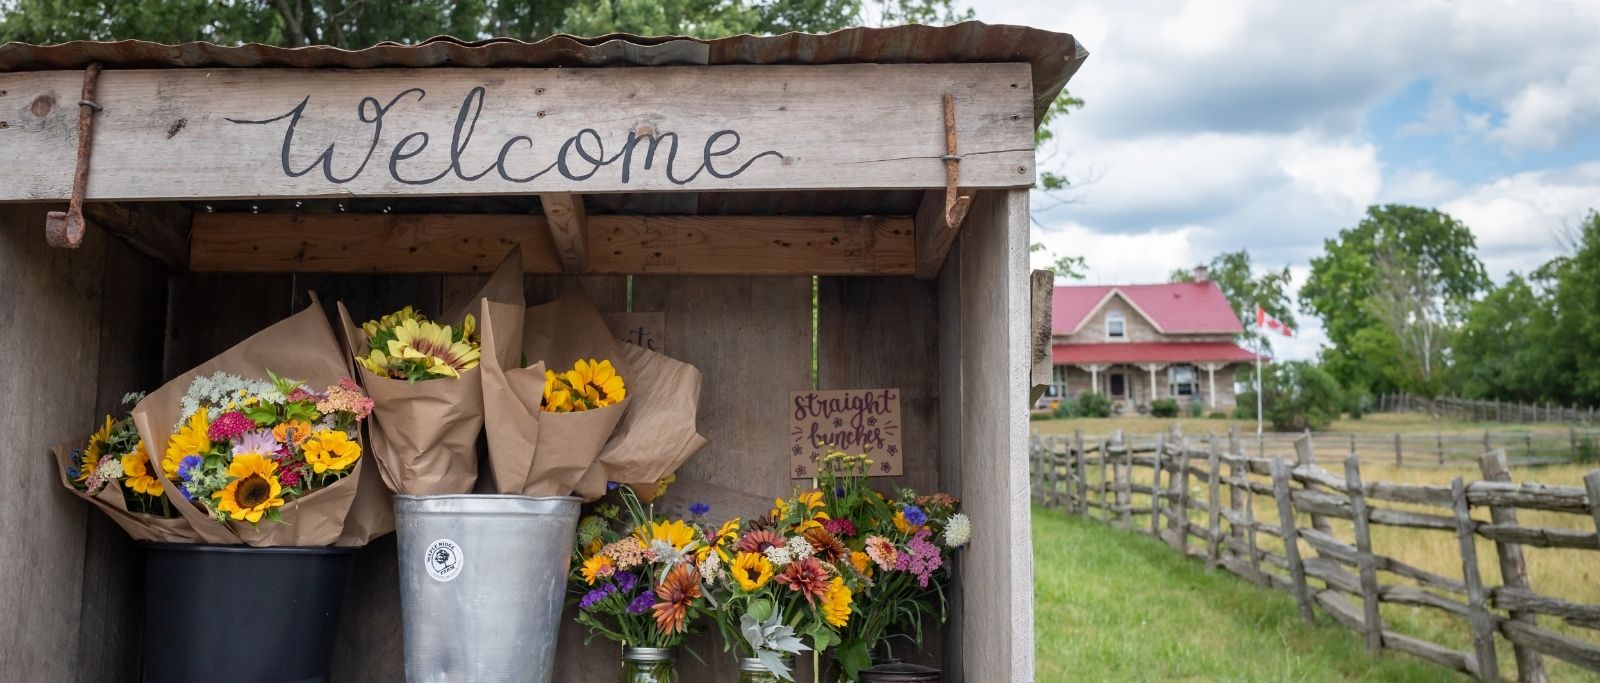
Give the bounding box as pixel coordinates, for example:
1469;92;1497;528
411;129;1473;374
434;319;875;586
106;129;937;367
162;273;294;380
191;212;915;275
0;204;102;680
914;189;959;279
0;63;1035;201
954;189;1033;682
1270;458;1316;623
1452;477;1501;682
1343;456;1384;656
1479;449;1549;683
540;193;588;272
936;243;966;680
76;235;169;683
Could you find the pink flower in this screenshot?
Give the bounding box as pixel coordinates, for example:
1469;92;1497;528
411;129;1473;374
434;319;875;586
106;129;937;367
893;529;944;588
207;411;255;442
823;518;857;538
316;379;374;420
279;465;304;488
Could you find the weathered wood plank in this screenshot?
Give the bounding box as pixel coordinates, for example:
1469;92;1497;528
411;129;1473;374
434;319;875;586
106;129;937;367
1344;456;1384;655
84;201;192;270
1271;458;1316;623
1453;477;1501;682
914;189;959;279
539;193;587;272
1479;450;1549;683
1493;586;1600;630
1169;437;1192;554
191;212;916;275
1385;631;1478;677
1499;619;1600;674
1295;435;1334;537
1205;441;1223;572
0;63;1036;201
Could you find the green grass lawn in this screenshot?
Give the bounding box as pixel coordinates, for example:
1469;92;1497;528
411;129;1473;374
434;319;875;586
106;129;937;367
1032;507;1465;682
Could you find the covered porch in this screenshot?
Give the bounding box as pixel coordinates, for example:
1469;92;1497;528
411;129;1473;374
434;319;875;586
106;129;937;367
1044;342;1258;414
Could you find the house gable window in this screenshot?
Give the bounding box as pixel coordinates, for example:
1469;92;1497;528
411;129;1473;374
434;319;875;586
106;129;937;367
1106;310;1126;339
1168;364;1196;396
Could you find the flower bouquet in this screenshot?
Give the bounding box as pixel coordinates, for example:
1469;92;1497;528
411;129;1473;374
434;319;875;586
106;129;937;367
333;248;522;495
700;489;858;682
810;448;969;680
569;485;714;681
50;396;202;542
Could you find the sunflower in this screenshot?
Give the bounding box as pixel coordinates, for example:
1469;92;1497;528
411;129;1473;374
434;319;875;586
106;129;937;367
803;527;848;563
581;554;615;585
380;317;481;379
77;416;115;482
821;576;853;627
635;519;697;552
850;550;874;578
271;419;314;446
775;557;831;606
212;454;285;523
732;552;774;592
303;429;362;474
563;358;626;409
164;408;211;481
652;564;702;634
542;369;574;413
121;446;164;497
703;518;740;563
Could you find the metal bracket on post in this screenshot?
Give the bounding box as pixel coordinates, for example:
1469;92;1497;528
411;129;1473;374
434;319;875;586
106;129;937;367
941;92;971;231
45;62;104;249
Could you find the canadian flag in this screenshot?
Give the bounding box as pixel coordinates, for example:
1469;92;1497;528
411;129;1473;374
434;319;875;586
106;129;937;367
1256;305;1293;337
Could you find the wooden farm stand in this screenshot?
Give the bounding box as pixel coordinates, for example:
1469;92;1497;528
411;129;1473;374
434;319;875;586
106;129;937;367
0;23;1085;682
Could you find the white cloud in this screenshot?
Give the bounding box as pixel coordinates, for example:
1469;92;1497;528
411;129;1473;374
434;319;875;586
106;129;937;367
1488;65;1600;150
1440;161;1600;277
1030;222;1202;285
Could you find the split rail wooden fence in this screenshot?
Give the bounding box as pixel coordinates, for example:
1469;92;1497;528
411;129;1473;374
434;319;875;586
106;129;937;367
1381;394;1599;426
1031;428;1600;682
1080;428;1600;468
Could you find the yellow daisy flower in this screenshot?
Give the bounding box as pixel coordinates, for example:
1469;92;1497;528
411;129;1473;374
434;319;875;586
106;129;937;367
303;429;362;474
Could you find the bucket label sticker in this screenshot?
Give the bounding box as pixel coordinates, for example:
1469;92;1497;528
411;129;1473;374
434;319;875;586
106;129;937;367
424;538;464;582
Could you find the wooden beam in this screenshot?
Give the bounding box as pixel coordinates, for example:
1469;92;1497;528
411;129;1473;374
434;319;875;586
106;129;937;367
83;201;191;270
914;189;961;279
539;193;587;272
0;63;1036;201
189;212;914;275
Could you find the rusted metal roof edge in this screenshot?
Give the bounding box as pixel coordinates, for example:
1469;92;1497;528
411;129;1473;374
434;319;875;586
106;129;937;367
0;22;1087;123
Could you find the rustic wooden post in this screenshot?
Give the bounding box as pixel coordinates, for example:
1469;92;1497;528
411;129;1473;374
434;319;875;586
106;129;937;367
1395;433;1404;467
1525;432;1533;459
1115;431;1132;529
1099;437;1112;523
1585;471;1600;550
1343;455;1384;655
1049;436;1066;511
1478;450;1549;683
1270;458;1315;622
1206;439;1223;572
1573;425;1581;460
1168;436;1192;553
1294;433;1333;535
1451;477;1500;682
1227;457;1246;548
1150;435;1165;537
1074;429;1088;515
1030;435;1042;503
1349;433;1357;458
1437;432;1445;465
1243;466;1265;587
1484;430;1492;454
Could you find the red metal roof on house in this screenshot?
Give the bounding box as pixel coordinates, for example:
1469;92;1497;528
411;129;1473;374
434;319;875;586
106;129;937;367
1052;282;1245;335
1052;342;1260;365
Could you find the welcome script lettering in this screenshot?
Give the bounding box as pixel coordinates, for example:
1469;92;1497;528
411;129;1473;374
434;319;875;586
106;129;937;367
226;86;785;186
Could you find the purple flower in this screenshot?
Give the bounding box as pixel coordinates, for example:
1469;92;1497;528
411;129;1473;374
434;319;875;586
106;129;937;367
607;481;619;491
579;583;617;610
893;529;944;588
902;504;928;527
614;571;638;594
233;429;278;457
177;455;203;482
689;502;711;517
626;591;654;616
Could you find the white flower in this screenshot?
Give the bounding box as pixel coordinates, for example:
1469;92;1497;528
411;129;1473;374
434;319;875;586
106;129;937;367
698;552;725;582
650;540;692;567
763;544;794;567
942;513;971;548
786;535;815;561
96;455;124;480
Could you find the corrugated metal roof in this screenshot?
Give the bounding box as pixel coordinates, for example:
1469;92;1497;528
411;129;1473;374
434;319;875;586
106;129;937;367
0;21;1086;122
1054;282;1247;336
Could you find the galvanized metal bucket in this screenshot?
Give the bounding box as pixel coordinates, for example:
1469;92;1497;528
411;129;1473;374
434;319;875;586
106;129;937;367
395;494;581;683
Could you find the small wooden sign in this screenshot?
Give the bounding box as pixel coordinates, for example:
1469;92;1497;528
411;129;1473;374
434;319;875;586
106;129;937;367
789;388;902;478
604;312;666;353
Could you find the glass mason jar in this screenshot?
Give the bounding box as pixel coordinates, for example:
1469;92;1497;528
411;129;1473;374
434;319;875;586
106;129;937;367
620;647;677;683
738;656;786;683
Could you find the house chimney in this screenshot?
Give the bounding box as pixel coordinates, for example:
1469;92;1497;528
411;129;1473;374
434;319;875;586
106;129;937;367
1193;265;1209;282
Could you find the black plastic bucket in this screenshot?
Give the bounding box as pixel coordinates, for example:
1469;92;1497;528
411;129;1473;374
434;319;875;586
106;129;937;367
141;543;355;683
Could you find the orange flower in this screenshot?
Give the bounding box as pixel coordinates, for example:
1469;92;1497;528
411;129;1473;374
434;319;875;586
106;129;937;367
652;564;702;634
272;419;314;445
803;527;848;563
775;557;831;607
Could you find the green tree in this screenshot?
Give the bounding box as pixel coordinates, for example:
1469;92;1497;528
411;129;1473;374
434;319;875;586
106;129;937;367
1170;249;1294;348
1298;204;1489;395
1035;89;1085;193
1545;211;1600;405
1452;272;1556;402
1241;360;1344;431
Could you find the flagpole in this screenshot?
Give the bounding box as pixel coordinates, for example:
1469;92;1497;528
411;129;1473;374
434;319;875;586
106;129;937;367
1254;308;1264;436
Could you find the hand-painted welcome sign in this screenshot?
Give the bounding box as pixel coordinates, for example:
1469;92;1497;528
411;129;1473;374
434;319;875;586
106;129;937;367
789;388;902;478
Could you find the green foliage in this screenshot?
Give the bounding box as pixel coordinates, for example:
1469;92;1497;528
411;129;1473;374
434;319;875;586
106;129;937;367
1149;398;1179;418
1035;89;1085;192
1299;205;1489;395
1171;250;1294;350
1207;411;1227;420
1187;398;1205;418
1076;392;1111;418
1052;399;1074;419
1256;361;1345;432
0;0;969;46
1029;242;1089;281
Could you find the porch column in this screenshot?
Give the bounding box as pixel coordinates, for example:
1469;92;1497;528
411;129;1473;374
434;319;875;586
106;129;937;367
1136;363;1167;403
1073;364;1105;393
1198;362;1225;409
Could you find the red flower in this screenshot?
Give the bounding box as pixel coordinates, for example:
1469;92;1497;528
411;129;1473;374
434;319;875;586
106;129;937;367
775;557;831;607
207;411;255;442
736;529;784;554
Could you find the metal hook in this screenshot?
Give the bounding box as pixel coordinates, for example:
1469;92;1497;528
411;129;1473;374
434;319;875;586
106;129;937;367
45;63;104;249
942;93;971;231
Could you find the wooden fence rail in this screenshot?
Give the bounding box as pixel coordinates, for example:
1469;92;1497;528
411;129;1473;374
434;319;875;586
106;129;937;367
1063;427;1600;468
1381;393;1599;426
1031;426;1600;682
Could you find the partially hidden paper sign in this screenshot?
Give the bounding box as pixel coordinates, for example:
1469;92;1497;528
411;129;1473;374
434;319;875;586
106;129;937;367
789;388;902;478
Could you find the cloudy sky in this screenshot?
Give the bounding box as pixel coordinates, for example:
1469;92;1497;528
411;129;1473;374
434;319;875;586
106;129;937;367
966;0;1600;359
